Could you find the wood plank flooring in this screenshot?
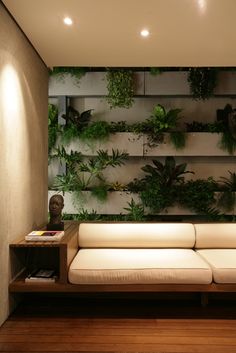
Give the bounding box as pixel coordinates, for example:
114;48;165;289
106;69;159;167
1;293;236;353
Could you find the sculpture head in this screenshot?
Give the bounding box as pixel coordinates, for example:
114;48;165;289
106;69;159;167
49;194;64;219
47;194;64;231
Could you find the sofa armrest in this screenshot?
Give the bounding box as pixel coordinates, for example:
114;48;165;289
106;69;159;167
59;221;79;284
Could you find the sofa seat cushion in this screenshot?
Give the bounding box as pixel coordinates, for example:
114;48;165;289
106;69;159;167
68;249;212;285
197;249;236;283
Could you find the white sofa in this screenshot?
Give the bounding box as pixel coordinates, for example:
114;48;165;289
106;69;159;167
68;222;236;288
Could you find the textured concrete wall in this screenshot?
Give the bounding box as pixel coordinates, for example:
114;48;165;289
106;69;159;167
0;4;48;325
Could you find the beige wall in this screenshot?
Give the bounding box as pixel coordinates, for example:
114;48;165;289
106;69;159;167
0;4;48;326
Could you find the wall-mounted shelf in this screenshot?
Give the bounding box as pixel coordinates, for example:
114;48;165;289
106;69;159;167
49;71;236;97
62;132;233;157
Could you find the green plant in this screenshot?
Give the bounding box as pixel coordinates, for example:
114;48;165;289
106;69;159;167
149;68;163;75
63;210;101;221
178;178;217;214
61;106;93;144
170;131;186;150
141;157;193;187
185;121;209;132
203;207;226;222
109;181;128;191
142;104;183;147
216;104;236;154
91;184;109;202
187;68;218;100
123;199;146;221
49;67;86;85
48;103;59;154
137;157;193;213
109;120;132;132
220;130;236;155
218;171;236;211
79;121;111;143
52;172;80;192
106;69;134;109
51;146;83;173
52;149;128;202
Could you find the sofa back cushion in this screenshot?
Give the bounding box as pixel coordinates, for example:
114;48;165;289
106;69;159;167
78;223;195;248
194;223;236;249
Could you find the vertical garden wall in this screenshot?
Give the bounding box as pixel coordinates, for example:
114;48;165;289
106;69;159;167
48;68;236;221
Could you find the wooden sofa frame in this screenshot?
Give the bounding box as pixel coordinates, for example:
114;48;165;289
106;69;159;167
9;221;236;306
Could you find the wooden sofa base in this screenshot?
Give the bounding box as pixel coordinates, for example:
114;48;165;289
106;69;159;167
8;281;236;293
9;282;236;308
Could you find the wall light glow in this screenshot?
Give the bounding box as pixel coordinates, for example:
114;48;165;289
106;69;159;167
1;65;22;123
140;29;150;37
197;0;207;14
63;17;73;26
0;64;27;172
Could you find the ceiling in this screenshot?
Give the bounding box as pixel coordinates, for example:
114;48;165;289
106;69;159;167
2;0;236;68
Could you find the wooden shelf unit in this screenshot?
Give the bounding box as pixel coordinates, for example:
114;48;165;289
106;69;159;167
9;221;79;292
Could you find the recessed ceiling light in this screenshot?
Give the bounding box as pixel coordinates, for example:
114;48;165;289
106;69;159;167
140;29;150;37
63;17;73;26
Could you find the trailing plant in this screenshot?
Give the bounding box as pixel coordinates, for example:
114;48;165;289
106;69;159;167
109;120;132;133
187;68;218;100
91;184;109;202
217;104;236;154
149;67;163;76
106;69;134;109
49;67;86;85
217;171;236;212
220;130;236;155
170;131;186;150
123;199;146;221
178;178;217;214
48;103;59;154
79;121;111;143
185;120;224;133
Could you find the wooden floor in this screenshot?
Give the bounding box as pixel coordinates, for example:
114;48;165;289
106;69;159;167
1;293;236;353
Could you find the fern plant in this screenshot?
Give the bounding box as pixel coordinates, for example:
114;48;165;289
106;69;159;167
48;103;59;154
51;146;83;173
123;199;145;221
52;149;129;203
